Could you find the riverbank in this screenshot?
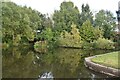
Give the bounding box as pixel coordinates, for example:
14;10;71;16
84;51;120;77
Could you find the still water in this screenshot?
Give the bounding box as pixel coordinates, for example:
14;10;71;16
2;46;114;79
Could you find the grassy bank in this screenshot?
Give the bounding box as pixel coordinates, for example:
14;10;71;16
91;51;120;69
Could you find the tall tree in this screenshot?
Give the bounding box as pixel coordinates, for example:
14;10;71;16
53;1;80;33
2;2;42;45
79;4;93;26
94;10;116;39
80;20;103;42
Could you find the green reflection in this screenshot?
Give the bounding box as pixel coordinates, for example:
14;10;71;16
2;47;41;78
2;47;112;78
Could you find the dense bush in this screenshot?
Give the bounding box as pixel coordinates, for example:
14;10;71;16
80;41;93;49
2;2;42;46
58;23;115;50
58;24;82;48
93;38;115;49
34;41;48;53
80;20;103;42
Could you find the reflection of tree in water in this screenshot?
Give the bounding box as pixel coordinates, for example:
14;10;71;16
36;48;96;78
51;48;90;78
2;47;42;78
3;47;111;78
35;48;82;78
37;48;111;78
55;48;81;73
34;47;48;53
12;47;21;59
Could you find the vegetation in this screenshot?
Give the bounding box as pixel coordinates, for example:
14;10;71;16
92;38;115;49
79;4;93;26
2;1;119;78
94;10;116;39
34;41;47;49
91;51;120;69
2;1;118;50
80;20;103;42
34;41;48;53
58;24;82;48
53;1;80;33
2;2;42;46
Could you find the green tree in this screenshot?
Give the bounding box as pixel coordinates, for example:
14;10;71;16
94;10;116;39
80;20;103;42
79;4;93;26
2;2;42;46
71;23;81;43
93;38;115;49
41;28;53;41
94;26;104;40
53;1;80;33
59;24;81;47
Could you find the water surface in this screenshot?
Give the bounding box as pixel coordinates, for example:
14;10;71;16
2;46;114;79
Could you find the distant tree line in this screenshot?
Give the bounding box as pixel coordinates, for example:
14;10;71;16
2;1;119;50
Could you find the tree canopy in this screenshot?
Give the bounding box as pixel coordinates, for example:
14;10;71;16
2;1;117;49
79;4;93;26
2;2;42;45
53;1;80;33
94;10;116;39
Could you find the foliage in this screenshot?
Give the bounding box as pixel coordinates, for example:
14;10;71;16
94;26;104;39
94;10;116;39
2;1;117;50
79;4;93;26
13;35;21;46
40;28;54;41
36;14;53;36
34;41;48;53
37;27;59;49
80;41;93;49
58;24;82;47
80;20;103;42
53;1;80;33
2;2;42;46
34;41;47;48
93;38;115;49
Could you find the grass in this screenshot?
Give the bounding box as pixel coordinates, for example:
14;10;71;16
91;51;120;69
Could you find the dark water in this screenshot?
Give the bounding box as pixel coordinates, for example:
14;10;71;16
2;46;115;79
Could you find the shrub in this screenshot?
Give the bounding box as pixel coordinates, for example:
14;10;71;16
80;20;103;42
81;41;93;49
58;24;82;48
34;41;47;49
93;38;115;49
34;41;48;53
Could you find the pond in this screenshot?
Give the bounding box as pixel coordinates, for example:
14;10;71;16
2;46;115;79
